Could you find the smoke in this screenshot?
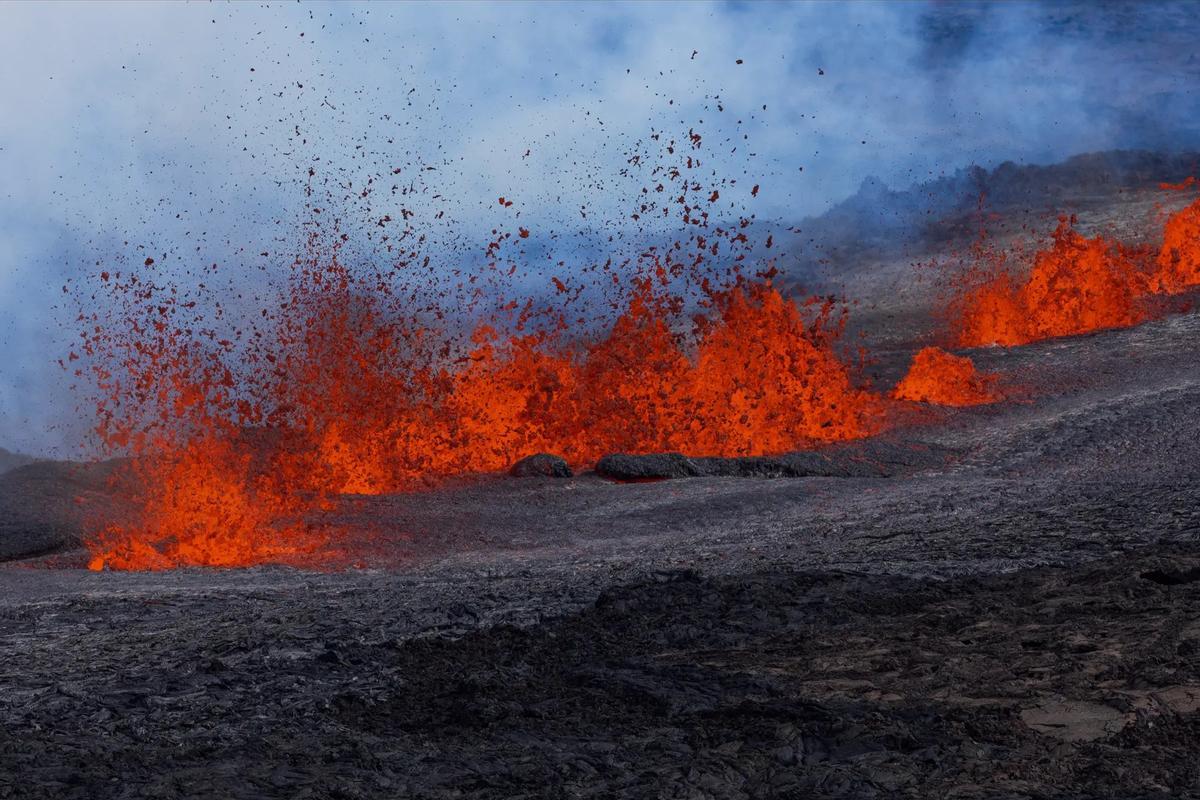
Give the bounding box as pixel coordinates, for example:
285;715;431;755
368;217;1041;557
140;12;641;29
1;0;1197;455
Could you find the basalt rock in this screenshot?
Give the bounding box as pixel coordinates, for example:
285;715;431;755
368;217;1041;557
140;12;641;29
595;440;958;481
595;452;702;480
509;453;573;478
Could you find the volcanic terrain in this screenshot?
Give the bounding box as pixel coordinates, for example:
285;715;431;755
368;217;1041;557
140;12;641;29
2;173;1200;799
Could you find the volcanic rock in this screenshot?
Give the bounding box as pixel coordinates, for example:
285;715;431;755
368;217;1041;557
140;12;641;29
509;453;573;478
594;440;958;481
0;460;116;561
692;450;852;478
595;452;702;480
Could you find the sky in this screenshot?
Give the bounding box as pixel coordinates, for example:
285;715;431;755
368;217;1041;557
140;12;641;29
1;0;1199;455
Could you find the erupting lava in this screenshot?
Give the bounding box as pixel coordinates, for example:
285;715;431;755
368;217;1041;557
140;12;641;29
82;269;881;571
1153;195;1200;294
892;347;1000;407
75;145;1198;572
952;218;1151;347
85;433;325;571
78;126;891;571
952;193;1200;347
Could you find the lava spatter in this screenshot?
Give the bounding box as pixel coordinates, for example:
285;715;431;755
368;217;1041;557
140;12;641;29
1152;194;1200;294
951;189;1200;347
79;128;888;570
952;217;1153;347
892;347;1000;407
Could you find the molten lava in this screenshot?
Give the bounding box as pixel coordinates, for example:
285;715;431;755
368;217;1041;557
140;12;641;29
952;193;1200;347
1152;195;1200;294
892;347;999;407
953;217;1152;347
81;223;885;570
86;432;326;571
79;135;1197;573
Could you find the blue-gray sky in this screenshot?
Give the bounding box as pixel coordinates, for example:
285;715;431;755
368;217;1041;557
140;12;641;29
2;1;1198;455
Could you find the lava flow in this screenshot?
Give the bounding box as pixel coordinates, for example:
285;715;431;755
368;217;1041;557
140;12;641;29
952;217;1152;347
952;192;1200;347
78;158;1198;571
1152;193;1200;294
81;269;883;570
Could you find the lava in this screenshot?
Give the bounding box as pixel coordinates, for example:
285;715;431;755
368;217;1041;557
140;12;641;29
952;192;1200;347
86;432;326;571
79;123;892;570
79;151;1197;570
892;347;999;407
83;272;882;571
952;217;1152;347
1152;194;1200;294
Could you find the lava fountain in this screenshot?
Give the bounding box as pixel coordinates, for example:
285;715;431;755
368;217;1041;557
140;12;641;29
892;347;1000;407
77;130;890;570
951;191;1200;347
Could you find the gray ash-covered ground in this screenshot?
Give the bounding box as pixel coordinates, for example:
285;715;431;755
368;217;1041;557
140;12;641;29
2;189;1200;798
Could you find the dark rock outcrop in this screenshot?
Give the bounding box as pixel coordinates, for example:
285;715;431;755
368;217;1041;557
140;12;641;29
509;453;573;478
0;460;118;561
597;440;959;481
595;452;702;480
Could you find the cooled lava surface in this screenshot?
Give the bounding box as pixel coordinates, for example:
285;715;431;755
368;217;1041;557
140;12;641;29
2;184;1200;799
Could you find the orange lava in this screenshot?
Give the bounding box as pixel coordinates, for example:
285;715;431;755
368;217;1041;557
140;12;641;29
1152;195;1200;294
953;217;1152;347
81;238;885;570
86;432;326;571
282;277;883;497
952;191;1200;347
89;153;1199;570
891;347;999;407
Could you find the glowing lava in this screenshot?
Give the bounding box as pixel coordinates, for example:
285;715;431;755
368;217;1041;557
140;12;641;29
892;347;999;407
953;217;1152;347
1152;195;1200;294
86;432;326;571
79;145;1197;572
952;192;1200;347
81;243;884;570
